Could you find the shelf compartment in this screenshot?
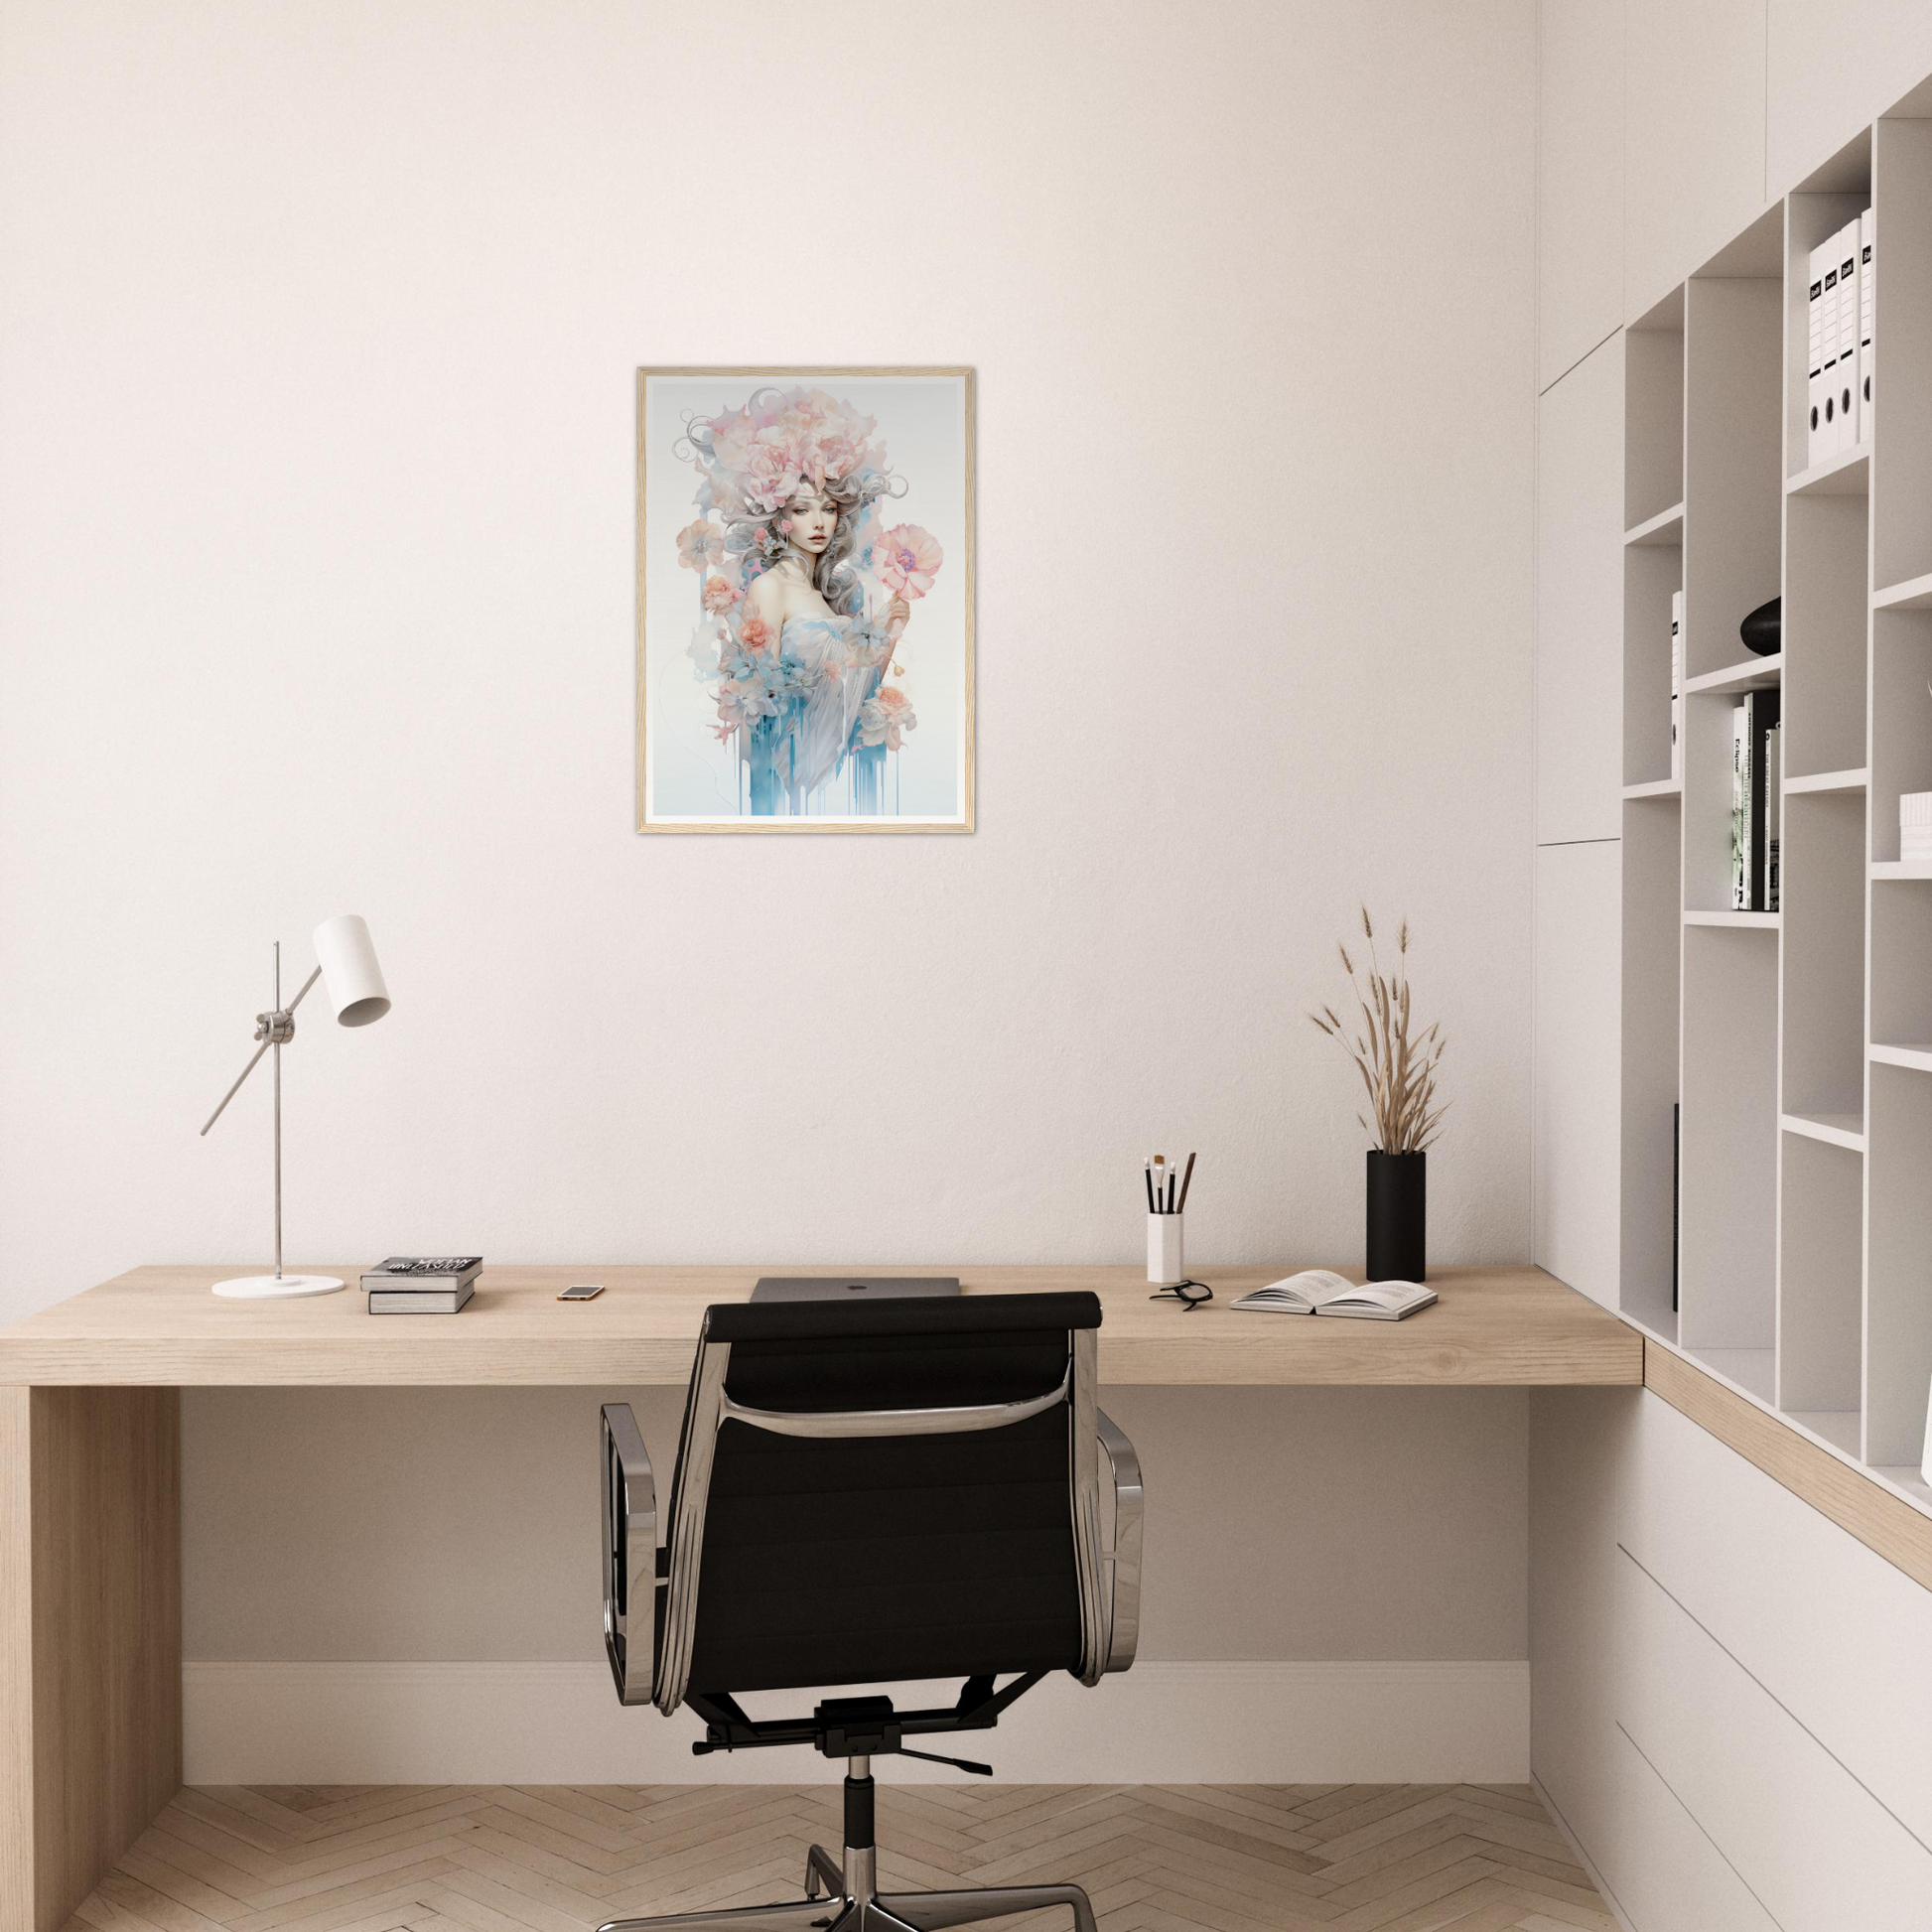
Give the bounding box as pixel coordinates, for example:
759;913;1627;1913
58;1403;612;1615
1781;1110;1866;1151
1778;1133;1863;1421
1873;860;1932;879
1868;609;1932;861
1679;925;1779;1358
1866;1062;1932;1467
1684;909;1779;928
1684;653;1782;696
1623;777;1683;800
1625;298;1685;532
1870;861;1932;1047
1873;116;1932;594
1623;541;1683;788
1785;448;1869;496
1625;501;1685;547
1873;571;1932;612
1782;790;1866;1122
1620;792;1683;1341
1685;272;1782;682
1786;766;1866;793
1784;492;1869;777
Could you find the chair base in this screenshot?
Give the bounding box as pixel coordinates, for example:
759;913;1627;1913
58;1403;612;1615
597;1845;1098;1932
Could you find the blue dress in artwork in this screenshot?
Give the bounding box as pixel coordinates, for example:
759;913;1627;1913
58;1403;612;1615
740;615;891;816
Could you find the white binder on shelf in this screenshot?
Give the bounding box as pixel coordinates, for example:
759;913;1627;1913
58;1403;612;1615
1808;238;1831;467
1860;207;1874;446
1822;230;1845;457
1836;219;1861;456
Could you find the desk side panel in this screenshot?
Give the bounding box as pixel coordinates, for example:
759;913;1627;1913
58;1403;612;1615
1;1390;31;1932
28;1388;182;1932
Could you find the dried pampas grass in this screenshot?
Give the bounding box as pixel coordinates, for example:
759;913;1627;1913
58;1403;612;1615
1310;907;1449;1154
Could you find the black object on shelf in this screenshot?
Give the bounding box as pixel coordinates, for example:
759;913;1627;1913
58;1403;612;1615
1366;1150;1426;1283
1740;595;1781;657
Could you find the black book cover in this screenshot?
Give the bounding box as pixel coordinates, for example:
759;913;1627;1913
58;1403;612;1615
1746;688;1781;909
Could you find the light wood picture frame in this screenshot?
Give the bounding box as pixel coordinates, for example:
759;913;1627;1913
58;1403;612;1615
635;367;975;833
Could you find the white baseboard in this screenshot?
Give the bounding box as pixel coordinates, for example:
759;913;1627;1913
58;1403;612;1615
183;1660;1528;1786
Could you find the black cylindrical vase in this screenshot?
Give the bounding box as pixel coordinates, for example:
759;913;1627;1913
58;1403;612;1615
1366;1150;1427;1282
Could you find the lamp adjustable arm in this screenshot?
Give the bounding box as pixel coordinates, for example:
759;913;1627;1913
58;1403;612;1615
199;965;323;1137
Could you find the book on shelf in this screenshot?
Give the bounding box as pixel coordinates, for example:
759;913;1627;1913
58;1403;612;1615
1670;590;1683;781
1765;720;1781;912
1229;1271;1437;1320
1728;692;1781;911
360;1256;483;1292
369;1282;475;1315
1748;690;1780;910
1730;703;1749;907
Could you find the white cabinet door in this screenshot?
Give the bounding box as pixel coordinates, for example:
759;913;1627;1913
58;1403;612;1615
1538;0;1624;390
1625;0;1769;318
1537;336;1624;844
1534;840;1621;1308
1622;1390;1932;1852
1617;1546;1932;1930
1768;0;1932;194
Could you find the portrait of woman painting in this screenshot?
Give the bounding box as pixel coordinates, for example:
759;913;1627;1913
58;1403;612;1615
635;367;974;832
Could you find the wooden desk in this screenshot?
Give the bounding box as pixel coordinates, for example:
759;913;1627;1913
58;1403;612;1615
0;1261;1637;1388
0;1263;1635;1932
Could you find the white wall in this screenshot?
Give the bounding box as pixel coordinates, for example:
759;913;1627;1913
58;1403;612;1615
0;0;1537;1318
0;0;1540;1770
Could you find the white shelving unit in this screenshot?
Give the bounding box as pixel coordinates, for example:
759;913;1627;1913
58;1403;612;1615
1619;106;1932;1515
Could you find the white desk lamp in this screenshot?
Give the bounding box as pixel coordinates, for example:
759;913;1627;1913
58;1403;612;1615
200;913;391;1299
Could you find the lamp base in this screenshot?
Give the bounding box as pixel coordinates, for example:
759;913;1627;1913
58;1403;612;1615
211;1273;345;1300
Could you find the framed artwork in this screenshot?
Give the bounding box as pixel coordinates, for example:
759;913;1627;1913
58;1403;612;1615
635;366;974;833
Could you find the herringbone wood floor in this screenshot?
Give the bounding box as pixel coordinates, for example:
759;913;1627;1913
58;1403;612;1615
65;1784;1617;1932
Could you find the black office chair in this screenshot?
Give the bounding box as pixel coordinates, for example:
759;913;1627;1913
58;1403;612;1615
597;1291;1143;1932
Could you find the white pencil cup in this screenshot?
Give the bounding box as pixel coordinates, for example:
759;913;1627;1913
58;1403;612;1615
1148;1213;1185;1286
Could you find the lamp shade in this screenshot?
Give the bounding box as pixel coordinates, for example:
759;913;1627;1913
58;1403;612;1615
312;914;390;1027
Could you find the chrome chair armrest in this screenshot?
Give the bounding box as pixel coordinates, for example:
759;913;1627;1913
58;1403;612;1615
601;1403;658;1707
1095;1407;1143;1673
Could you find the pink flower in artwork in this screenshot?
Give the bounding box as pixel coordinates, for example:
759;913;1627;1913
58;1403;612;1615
858;683;918;753
874;524;943;599
809;432;860;484
740;614;773;655
742;438;801;511
677;519;725;571
701;575;741;615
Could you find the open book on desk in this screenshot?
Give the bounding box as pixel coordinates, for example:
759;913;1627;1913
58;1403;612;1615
1230;1270;1437;1320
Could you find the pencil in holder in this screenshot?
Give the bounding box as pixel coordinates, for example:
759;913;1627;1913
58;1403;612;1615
1148;1212;1185;1286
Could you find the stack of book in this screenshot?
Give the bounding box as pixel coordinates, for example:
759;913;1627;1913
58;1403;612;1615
1807;209;1873;465
1730;692;1781;911
361;1256;483;1313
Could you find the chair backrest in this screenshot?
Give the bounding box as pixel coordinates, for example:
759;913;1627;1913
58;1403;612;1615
652;1291;1107;1713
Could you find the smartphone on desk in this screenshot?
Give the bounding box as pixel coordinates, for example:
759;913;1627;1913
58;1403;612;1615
558;1283;605;1301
